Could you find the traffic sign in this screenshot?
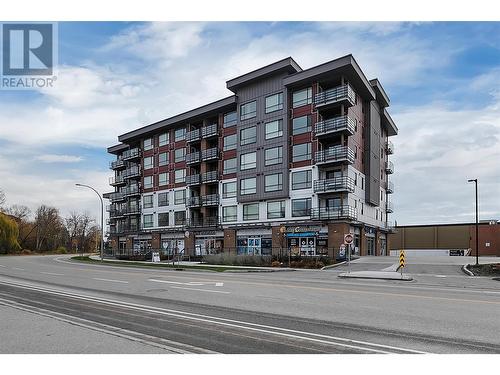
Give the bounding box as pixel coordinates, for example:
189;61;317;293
399;250;405;268
344;233;354;245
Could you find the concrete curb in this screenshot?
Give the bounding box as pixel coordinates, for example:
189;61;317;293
462;264;475;276
338;271;413;281
321;261;346;270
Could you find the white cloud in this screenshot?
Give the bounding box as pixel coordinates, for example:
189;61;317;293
35;154;84;163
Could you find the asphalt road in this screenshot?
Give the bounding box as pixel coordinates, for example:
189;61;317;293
0;254;499;354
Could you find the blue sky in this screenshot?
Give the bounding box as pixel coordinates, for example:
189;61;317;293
0;21;499;224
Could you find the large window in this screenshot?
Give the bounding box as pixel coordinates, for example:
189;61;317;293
223;134;237;151
292;170;312;190
292;115;312;135
159;133;169;147
159;172;169;186
223;111;237;128
174;148;185;163
265;92;283;113
265;119;283;140
223;158;237;174
175;169;186;184
159;152;169;166
222;181;237;198
174;127;186;142
174;190;186;205
223;206;237;222
174;211;186;225
240;101;257;121
292;143;311;162
243;203;259;221
265;146;283;166
240;126;256;146
265;173;283;192
267;201;285;219
143;195;153;209
158;212;169;227
143;214;153;228
292;198;312;217
292;87;312;108
240;177;256;195
143;138;153;151
143;176;153;189
158;192;169;207
240;152;256;170
144;156;153;170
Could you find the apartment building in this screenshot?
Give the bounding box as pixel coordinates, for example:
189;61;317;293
105;54;398;258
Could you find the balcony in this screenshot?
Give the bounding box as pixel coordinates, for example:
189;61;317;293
186;128;201;143
202;194;219;206
315;146;355;165
110;158;126;170
311;206;358;221
313;176;355;194
385;161;394;174
186;151;201;165
315;116;356;138
185;174;201;186
386;201;394;213
201;147;219;161
186;196;202;207
109;175;126;186
386;141;394;155
124;184;140;197
386;180;394;194
123;166;141;179
314;84;356;109
201;123;218;138
109;191;126;203
186;216;220;228
109;208;126;219
122;148;141;161
201;170;219;183
124;205;141;216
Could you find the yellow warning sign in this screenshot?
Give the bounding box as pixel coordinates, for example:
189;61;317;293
399;250;406;268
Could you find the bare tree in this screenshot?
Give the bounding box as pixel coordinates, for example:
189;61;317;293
5;204;32;221
0;189;6;211
34;205;65;251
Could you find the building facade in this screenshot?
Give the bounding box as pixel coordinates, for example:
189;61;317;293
105;55;398;258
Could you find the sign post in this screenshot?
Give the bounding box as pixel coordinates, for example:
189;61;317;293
399;250;406;279
344;234;354;273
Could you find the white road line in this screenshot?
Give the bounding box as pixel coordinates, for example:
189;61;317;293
215;282;224;287
170;286;230;294
40;272;64;276
0;264;6;268
434;275;447;278
12;268;25;271
92;278;129;284
149;278;223;287
148;279;190;285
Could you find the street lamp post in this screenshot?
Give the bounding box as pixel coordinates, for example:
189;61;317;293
76;183;104;261
467;179;479;266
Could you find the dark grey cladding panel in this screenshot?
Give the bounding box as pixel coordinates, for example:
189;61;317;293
235;72;290;203
365;100;381;206
108;143;129;154
382;108;398;136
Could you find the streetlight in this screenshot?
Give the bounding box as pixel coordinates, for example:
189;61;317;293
76;183;104;261
467;179;479;266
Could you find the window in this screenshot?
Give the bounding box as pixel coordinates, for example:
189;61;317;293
265;92;283;113
292;170;312;190
174;211;186;225
174;190;186;205
240;101;256;120
143;176;153;189
223;206;237;222
144;156;153;170
175;169;186;184
265;146;283;166
174;148;185;162
143;138;153;151
222;181;237;198
158;192;169;207
243;203;259;221
267;201;285;219
265;119;283;140
159;152;169;166
265;173;283;192
240;152;256;170
292;87;312;108
292;198;312;217
223;111;237;127
174;127;186;141
158;212;169;227
292;115;312;135
292;143;311;162
143;195;153;209
223;134;237;151
143;214;153;228
223;158;237;174
159;133;169;147
240;177;256;195
240;126;256;145
159;172;169;186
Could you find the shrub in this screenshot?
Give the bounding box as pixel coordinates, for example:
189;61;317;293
20;249;32;255
55;246;67;254
203;254;273;267
271;260;281;268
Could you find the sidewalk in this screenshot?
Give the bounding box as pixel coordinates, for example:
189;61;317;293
338;270;413;281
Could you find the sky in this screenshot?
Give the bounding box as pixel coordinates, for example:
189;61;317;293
0;21;499;225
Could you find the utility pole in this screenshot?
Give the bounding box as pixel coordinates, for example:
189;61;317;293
467;179;479;265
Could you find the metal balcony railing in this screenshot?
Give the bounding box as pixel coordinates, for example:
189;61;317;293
201;170;219;183
385;161;394;174
314;84;356;107
123;166;141;179
315;146;355;165
185;174;201;186
313;176;355;193
109;191;126;202
186;216;220;228
202;194;219;206
186;152;201;165
315;116;356;137
124;184;140;196
386;141;394;155
110;158;126;170
386;201;394;213
201;123;218;138
109;175;126;186
124;205;141;215
186;128;201;143
310;206;358;221
109;208;126;218
187;196;202;207
201;147;219;161
386;180;394;194
122;148;141;161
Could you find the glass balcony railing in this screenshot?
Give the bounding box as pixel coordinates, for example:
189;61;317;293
201;147;219;161
315;116;356;137
201;170;219;183
313;176;355;193
315;146;355;165
385;161;394;174
122;148;141;160
185;174;201;186
314;84;356;107
310;206;358;221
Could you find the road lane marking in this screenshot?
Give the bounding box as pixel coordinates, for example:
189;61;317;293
170;286;230;294
92;278;129;284
434;275;447;278
215;282;224;287
12;268;25;271
0;265;6;268
40;272;64;276
149;278;224;287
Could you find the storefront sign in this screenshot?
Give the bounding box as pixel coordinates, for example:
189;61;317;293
285;232;317;237
286;226;322;233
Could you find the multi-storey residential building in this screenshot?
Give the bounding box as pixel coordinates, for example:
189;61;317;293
105;55;398;258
